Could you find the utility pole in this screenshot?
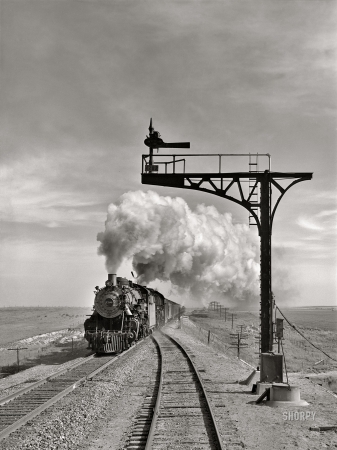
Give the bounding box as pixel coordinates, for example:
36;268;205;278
230;331;248;358
8;347;28;372
209;301;217;311
141;120;312;379
237;324;245;334
219;305;227;318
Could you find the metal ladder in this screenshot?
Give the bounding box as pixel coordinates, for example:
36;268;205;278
248;154;260;227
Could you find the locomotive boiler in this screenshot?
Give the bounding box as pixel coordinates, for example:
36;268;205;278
84;274;182;353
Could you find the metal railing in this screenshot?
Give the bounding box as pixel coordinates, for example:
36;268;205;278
142;153;271;174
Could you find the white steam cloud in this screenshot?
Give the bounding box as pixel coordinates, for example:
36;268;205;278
97;191;260;304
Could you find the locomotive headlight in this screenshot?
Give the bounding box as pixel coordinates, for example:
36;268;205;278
105;280;112;287
105;298;114;307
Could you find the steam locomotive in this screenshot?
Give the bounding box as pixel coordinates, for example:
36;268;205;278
84;274;182;353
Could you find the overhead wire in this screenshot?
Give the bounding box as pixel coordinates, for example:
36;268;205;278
275;304;337;363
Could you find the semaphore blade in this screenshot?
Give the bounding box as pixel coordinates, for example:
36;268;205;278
160;142;190;148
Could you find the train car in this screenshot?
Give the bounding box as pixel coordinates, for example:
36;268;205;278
84;273;181;354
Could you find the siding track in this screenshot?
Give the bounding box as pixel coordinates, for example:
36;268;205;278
126;331;224;450
0;342;140;441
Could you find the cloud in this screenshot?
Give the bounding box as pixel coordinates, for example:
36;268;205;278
296;218;324;231
316;209;337;218
276;205;337;262
296;206;337;236
0;156;108;227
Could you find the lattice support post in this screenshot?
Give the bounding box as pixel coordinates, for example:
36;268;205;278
260;171;273;353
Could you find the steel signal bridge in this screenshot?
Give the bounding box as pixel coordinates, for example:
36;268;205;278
141;119;313;357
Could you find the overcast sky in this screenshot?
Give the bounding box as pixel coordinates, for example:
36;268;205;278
0;0;336;308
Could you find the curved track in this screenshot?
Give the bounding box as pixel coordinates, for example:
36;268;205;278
126;331;224;450
0;343;140;441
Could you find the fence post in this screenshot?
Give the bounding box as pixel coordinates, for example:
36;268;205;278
208;330;211;345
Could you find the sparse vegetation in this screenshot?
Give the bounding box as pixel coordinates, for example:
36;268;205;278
186;308;337;374
0;307;91;371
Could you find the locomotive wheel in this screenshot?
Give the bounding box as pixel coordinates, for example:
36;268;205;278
127;331;136;344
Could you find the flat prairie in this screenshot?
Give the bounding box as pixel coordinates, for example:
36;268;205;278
268;307;337;332
185;307;337;392
0;307;92;347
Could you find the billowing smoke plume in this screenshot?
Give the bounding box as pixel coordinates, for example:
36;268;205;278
97;191;260;305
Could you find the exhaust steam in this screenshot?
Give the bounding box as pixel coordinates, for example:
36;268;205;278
97;191;260;305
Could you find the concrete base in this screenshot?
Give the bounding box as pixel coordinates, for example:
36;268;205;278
239;370;260;387
256;383;309;407
265;399;309;407
255;382;273;396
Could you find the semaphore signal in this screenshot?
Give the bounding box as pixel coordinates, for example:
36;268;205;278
141;119;313;385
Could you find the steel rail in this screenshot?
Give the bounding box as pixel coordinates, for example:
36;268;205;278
145;331;225;450
0;339;146;441
164;332;225;450
144;335;163;450
0;354;96;407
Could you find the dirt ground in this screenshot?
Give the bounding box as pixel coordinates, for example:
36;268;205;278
188;309;337;377
0;307;91;347
0;334;93;379
166;320;337;450
0;307;91;371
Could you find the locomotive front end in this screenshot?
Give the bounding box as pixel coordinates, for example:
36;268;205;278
84;274;149;353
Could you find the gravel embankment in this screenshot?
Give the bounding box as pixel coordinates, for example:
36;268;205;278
1;338;158;450
0;358;87;400
164;322;337;450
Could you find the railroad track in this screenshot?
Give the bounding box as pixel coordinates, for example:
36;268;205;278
0;342;141;441
126;331;224;450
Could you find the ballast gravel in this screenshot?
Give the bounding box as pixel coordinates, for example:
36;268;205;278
1;339;157;450
0;358;87;401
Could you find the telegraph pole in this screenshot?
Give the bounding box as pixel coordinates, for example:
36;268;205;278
8;347;28;372
141;120;312;377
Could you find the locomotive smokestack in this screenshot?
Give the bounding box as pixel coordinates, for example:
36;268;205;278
108;274;117;286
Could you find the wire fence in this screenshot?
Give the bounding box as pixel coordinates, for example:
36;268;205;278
180;316;259;368
279;324;337;373
0;328;84;376
181;309;337;376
